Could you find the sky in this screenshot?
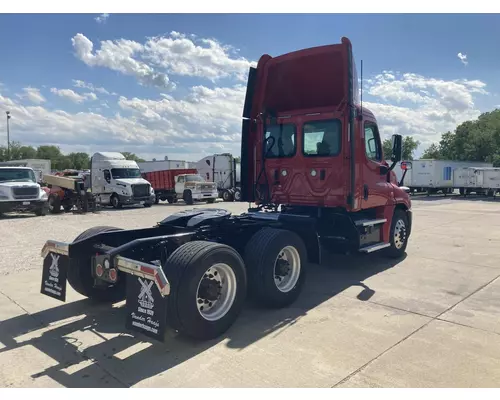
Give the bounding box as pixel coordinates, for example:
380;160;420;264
0;13;499;162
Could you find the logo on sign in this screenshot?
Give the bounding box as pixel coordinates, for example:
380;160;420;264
49;253;60;278
138;278;154;309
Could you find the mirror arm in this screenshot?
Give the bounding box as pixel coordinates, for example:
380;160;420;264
388;160;398;172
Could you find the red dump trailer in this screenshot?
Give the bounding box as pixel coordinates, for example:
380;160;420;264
142;168;197;204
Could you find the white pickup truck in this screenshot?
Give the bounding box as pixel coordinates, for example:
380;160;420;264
175;173;218;205
0;166;49;217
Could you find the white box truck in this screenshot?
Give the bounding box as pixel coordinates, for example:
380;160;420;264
0;166;49;216
0;159;51;183
196;153;241;201
406;159;492;194
90;152;155;209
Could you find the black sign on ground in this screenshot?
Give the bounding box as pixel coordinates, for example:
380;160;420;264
40;252;68;302
125;276;168;341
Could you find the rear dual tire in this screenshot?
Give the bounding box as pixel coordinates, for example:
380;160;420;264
163;241;247;340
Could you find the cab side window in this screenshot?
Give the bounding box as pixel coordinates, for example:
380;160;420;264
364;123;382;162
178;176;185;183
103;169;111;183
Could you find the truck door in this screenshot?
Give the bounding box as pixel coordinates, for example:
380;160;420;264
361;120;391;209
299;117;346;206
175;175;185;195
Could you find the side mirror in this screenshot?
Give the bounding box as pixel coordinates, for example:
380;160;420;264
391;134;403;162
401;161;412;171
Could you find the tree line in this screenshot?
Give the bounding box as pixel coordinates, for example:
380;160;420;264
420;109;500;166
0;142;146;170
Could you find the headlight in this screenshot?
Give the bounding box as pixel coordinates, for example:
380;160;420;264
40;191;48;200
151;187;155;194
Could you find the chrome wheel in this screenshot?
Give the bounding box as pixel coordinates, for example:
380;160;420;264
273;246;301;293
196;263;237;321
234;190;241;201
394;219;406;249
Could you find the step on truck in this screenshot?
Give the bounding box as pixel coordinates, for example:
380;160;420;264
39;37;412;341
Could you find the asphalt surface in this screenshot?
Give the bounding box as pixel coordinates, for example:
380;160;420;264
1;196;500;387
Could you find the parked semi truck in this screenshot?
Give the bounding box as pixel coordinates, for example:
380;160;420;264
196;153;241;201
0;166;48;216
39;37;412;342
137;159;190;173
90;152;155;209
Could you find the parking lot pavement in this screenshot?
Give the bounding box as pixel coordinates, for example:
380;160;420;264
1;196;500;387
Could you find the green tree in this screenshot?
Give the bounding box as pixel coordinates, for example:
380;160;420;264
122;152;146;163
421;143;441;159
67;152;90;170
0;142;37;161
382;136;420;161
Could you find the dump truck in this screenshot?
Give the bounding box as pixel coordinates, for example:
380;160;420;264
141;168;197;204
39;37;412;342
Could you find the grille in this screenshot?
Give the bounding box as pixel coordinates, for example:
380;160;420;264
132;184;150;199
12;186;39;199
200;184;213;191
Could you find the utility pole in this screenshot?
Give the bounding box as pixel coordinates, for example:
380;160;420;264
6;111;11;161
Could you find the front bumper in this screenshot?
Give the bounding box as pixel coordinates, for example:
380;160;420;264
118;194;155;205
0;199;47;213
40;240;170;297
191;190;218;201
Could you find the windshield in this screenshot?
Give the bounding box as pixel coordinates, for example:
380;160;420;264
186;175;205;182
265;123;296;158
0;168;37;183
111;168;142;179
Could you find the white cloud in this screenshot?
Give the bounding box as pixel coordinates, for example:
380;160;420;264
144;31;255;82
365;71;488;150
50;88;98;103
72;79;111;95
71;33;176;90
71;31;255;89
17;87;46;104
457;52;468;66
95;13;110;24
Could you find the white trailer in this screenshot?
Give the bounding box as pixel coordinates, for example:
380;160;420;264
0;159;51;183
454;167;500;196
405;159;492;194
137;159;189;173
196;153;241;201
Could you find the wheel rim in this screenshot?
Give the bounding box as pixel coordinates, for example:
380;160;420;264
394;219;406;249
273;246;301;293
234;191;241;201
196;263;237;321
48;197;54;211
223;191;229;201
112;197;118;207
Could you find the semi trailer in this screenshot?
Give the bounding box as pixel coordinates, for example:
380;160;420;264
39;37;412;342
196;153;242;202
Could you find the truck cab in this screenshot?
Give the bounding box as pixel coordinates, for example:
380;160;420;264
0;166;48;216
241;37;412;252
90;152;155;209
174;173;218;205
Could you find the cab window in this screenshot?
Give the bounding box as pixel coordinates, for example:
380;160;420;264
364;123;382;161
264;123;296;158
103;169;111;183
303;119;342;157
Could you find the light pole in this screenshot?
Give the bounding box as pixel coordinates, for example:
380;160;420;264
6;111;11;161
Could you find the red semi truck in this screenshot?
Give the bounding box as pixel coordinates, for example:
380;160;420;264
39;37;412;341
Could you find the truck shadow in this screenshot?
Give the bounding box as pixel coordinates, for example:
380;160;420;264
0;251;403;388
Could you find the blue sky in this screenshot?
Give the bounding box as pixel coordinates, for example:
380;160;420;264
0;13;499;161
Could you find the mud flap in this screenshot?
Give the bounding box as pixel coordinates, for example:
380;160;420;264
125;276;168;341
40;252;68;302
